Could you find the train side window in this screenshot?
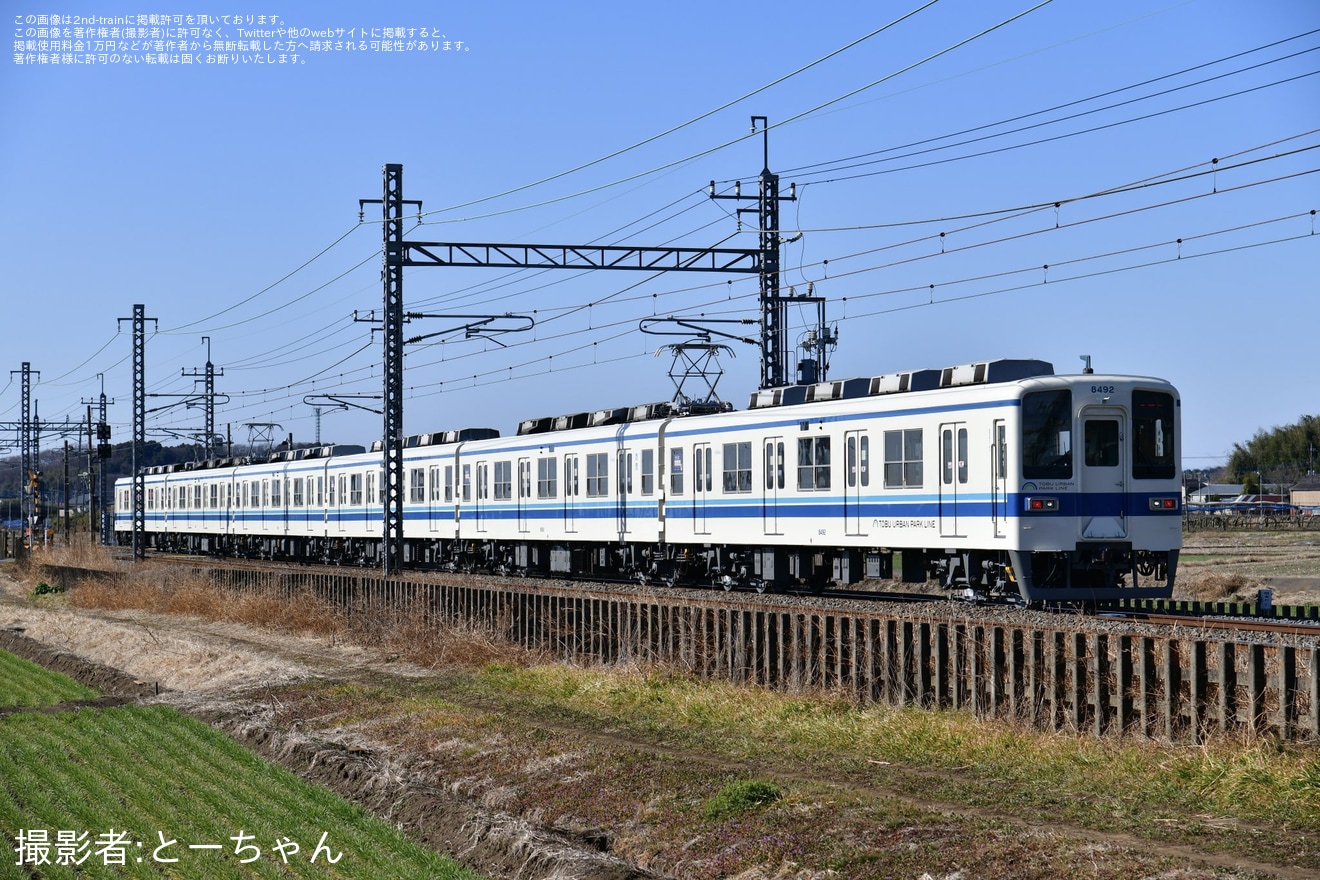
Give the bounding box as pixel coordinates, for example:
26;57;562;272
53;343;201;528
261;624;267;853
958;428;969;484
444;465;453;502
494;461;511;499
1022;390;1073;479
350;473;364;505
461;465;471;503
537;457;557;499
942;429;953;485
293;478;304;507
1132;390;1176;479
271;478;282;507
797;436;831;490
847;436;857;488
410;468;426;503
618;451;633;495
641;449;654;495
670;448;685;495
722;442;752;493
997;424;1007;479
586;452;609;497
884;429;923;488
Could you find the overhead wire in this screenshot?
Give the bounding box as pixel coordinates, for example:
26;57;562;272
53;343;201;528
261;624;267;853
779;29;1320;180
148;146;1317;428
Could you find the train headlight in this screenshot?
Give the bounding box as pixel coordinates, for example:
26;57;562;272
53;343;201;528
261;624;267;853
1024;496;1058;512
1148;497;1179;511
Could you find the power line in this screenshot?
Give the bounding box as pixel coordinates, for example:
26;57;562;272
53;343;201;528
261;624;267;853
778;30;1320;180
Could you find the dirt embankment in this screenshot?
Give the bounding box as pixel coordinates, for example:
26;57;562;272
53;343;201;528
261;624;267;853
0;570;659;880
3;552;1318;880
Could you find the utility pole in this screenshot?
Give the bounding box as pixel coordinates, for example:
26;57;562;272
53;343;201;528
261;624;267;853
182;336;224;458
11;363;35;549
118;305;157;560
62;440;69;544
359;165;421;577
708;116;799;388
33;401;41;546
85;406;94;545
81;373;114;545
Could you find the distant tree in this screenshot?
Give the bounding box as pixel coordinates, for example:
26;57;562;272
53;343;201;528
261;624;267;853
1225;414;1320;488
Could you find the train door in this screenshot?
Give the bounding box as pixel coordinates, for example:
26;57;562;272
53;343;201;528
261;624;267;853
474;461;488;533
336;473;348;533
226;476;236;539
763;437;783;535
616;446;631;538
563;454;578;533
428;466;441;533
1079;407;1128;538
693;442;712;535
517;458;531;533
991;420;1008;538
939;422;968;538
844;430;869;537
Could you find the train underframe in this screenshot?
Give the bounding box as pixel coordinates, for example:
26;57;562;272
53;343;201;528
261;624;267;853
127;530;1177;603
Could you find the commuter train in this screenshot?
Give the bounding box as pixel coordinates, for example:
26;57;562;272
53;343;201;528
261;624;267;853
114;358;1182;603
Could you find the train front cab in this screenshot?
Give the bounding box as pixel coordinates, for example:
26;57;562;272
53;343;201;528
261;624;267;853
1009;379;1181;604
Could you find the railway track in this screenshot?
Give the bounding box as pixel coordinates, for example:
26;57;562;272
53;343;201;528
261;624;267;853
1099;609;1320;638
113;551;1320;640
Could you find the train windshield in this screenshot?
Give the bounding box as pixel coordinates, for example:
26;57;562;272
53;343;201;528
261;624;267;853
1022;390;1073;479
1132;390;1176;479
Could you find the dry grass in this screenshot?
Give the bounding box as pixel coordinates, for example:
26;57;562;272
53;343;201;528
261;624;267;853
27;541;120;570
55;561;546;673
1178;571;1253;602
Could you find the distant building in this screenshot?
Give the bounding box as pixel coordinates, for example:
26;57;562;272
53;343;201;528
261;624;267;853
1291;475;1320;508
1188;483;1243;504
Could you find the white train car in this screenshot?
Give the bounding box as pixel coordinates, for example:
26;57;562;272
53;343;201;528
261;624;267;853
117;359;1182;603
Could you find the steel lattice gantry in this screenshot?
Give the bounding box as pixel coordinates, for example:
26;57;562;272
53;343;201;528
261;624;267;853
364;148;793;574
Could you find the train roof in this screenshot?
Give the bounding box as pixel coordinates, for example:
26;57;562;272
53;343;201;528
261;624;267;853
749;358;1054;410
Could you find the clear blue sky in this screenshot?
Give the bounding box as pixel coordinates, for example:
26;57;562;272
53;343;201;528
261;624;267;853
2;0;1317;475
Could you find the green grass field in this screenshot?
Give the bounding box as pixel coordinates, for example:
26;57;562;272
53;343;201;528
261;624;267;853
0;699;486;879
0;650;99;708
